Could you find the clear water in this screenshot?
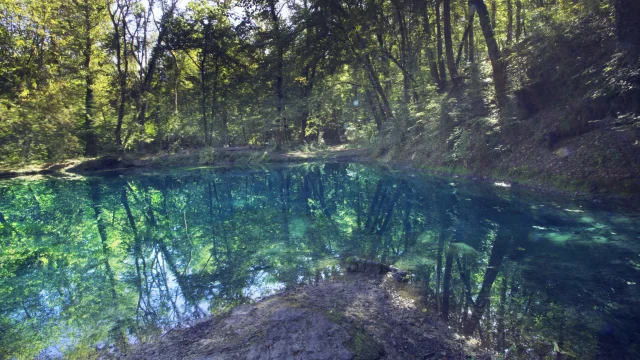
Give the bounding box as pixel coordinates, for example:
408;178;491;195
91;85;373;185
0;163;639;359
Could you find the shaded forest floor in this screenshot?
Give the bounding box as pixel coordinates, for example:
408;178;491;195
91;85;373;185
2;143;639;203
121;272;488;360
375;17;640;197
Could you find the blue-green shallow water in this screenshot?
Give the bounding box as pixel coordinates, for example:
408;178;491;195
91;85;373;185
1;163;639;359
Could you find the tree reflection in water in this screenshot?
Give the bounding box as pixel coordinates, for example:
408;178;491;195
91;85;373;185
0;163;639;359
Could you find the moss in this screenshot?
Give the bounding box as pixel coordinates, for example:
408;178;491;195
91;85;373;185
345;328;386;360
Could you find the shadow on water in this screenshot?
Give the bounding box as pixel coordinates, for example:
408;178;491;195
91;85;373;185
0;162;639;359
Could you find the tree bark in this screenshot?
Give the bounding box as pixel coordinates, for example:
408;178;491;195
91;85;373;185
456;8;477;67
491;0;496;29
443;0;458;84
200;55;208;146
473;0;508;108
469;3;475;63
436;1;447;90
507;0;513;44
83;0;97;157
421;0;442;89
515;0;522;41
109;2;129;151
392;0;410;103
614;0;640;51
269;0;284;150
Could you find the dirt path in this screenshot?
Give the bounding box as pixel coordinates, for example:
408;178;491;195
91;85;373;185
123;273;488;360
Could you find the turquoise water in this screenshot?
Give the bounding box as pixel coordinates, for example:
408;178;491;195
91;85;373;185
0;163;639;359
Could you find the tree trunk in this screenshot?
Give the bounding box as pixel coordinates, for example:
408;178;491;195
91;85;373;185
392;0;410;103
473;0;508;108
515;0;522;41
507;0;513;44
109;4;129;151
200;58;208;146
299;63;316;141
443;0;458;84
270;0;284;150
436;1;447;90
363;55;394;121
456;8;476;67
83;0;97;157
211;57;220;146
614;0;640;51
421;0;442;89
469;3;475;63
491;0;496;29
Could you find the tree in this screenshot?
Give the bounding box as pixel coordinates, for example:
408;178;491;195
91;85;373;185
443;0;458;84
471;0;507;108
614;0;640;52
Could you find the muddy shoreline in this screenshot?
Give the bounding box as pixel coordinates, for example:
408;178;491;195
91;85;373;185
2;146;638;209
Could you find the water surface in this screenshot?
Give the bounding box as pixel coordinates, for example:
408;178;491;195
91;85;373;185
1;163;639;359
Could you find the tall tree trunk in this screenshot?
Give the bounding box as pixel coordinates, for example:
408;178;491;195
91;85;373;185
421;0;442;89
436;1;447;90
491;0;497;29
515;0;522;41
109;4;129;151
211;57;220;146
473;0;508;108
134;0;176;151
469;2;475;63
364;86;383;131
614;0;640;52
83;0;97;157
456;8;477;67
200;58;208;146
299;63;316;141
222;105;229;147
363;55;394;121
443;0;458;83
392;0;410;103
269;0;284;150
507;0;513;44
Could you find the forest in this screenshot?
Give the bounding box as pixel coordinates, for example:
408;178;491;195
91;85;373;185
2;0;640;359
1;0;638;191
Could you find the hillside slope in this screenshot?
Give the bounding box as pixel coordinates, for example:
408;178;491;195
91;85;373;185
379;15;640;195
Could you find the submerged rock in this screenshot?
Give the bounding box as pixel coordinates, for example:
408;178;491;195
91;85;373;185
346;256;410;282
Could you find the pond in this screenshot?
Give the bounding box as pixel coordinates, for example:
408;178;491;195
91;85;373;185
0;162;639;359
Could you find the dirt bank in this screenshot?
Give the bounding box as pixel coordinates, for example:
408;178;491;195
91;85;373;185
122;273;488;360
0;146;368;179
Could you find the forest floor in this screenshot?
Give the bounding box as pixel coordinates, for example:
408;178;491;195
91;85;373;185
2;144;639;203
121;272;488;360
